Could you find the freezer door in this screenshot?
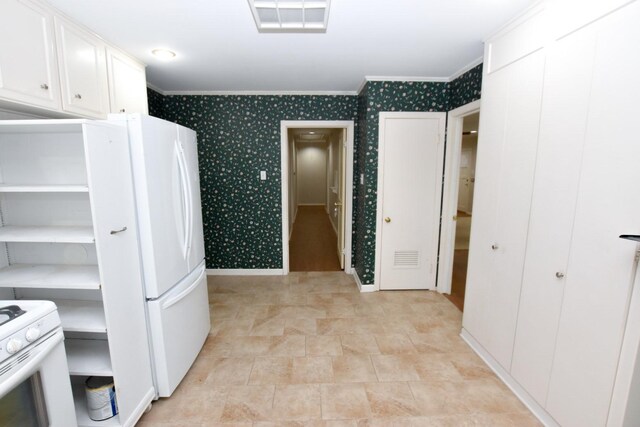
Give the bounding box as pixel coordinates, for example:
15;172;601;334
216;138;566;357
178;124;206;270
147;261;210;397
129;114;190;298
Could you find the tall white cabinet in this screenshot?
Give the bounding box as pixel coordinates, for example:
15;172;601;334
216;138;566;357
462;1;640;426
0;120;155;426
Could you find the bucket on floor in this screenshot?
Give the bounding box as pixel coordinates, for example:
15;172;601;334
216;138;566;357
85;376;118;421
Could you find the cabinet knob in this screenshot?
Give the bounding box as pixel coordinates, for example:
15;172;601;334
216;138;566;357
74;94;82;99
40;83;49;90
491;244;499;250
556;272;565;279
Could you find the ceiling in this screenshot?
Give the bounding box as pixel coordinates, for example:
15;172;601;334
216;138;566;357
46;0;535;93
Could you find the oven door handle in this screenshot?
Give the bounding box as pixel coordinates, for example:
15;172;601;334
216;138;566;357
0;331;64;399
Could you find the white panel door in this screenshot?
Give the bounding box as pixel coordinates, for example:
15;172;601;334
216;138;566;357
510;22;597;406
377;112;445;290
129;115;189;298
0;0;60;110
546;4;640;426
83;122;154;423
463;50;545;370
178;124;205;270
55;17;109;118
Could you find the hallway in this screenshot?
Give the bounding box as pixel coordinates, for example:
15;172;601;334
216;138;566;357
289;206;341;272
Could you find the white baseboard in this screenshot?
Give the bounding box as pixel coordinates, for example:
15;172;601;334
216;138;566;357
353;270;376;293
460;329;558;427
206;269;285;276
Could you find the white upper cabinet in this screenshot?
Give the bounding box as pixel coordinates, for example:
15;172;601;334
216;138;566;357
0;0;61;110
107;47;148;114
0;0;148;118
54;16;110;118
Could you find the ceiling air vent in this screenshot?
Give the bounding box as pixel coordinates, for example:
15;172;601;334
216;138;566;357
248;0;331;33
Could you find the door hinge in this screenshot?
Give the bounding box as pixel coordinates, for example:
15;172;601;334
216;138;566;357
635;248;640;263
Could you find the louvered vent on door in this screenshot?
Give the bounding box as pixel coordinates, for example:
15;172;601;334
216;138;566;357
393;250;420;268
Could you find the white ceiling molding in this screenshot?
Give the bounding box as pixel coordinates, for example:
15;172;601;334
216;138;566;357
447;56;484;82
146;82;167;95
159;90;358;96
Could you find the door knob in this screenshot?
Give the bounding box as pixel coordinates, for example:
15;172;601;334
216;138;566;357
452;215;458;221
40;83;49;90
74;93;82;99
384;217;391;223
556;272;565;279
491;244;499;250
334;202;342;207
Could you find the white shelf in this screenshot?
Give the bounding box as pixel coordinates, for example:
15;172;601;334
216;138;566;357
56;299;106;333
0;264;100;289
0;184;89;193
66;339;113;376
0;225;94;243
72;382;121;427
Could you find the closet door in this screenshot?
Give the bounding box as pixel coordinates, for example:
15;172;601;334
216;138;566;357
463;49;545;370
510;23;597;405
545;3;640;426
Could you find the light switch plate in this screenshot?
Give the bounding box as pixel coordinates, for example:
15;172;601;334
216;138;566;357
360;173;364;185
260;171;267;180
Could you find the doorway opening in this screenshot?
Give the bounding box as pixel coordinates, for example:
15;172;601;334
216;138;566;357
280;121;354;274
437;100;481;310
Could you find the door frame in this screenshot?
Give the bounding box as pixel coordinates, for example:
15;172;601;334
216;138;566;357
374;111;447;291
437;99;481;294
280;120;354;274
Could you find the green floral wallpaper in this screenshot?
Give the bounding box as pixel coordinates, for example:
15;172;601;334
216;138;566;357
152;94;359;269
146;64;482;280
147;87;165;118
448;63;483;110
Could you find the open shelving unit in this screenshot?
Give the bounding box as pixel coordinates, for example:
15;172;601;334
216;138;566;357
0;120;155;427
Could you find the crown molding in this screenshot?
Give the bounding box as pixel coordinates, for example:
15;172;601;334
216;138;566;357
146;83;167;95
448;56;483;81
159;90;358;96
149;61;485;97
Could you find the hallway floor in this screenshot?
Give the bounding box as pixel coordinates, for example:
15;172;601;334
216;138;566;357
138;272;540;426
289;206;341;271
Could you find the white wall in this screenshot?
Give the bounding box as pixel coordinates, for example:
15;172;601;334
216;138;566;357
297;142;327;206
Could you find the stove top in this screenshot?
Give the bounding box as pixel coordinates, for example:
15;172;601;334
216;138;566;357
0;301;57;341
0;305;26;327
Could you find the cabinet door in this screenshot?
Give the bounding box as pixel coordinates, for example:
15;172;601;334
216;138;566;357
463;50;545;370
510;24;597;405
0;0;60;110
107;48;148;114
83;122;154;425
545;3;640;426
55;17;109;118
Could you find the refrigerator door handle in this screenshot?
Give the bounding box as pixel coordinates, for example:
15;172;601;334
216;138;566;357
161;267;206;310
178;138;194;261
175;140;190;259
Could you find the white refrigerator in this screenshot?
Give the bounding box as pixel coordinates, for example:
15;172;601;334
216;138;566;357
112;113;210;397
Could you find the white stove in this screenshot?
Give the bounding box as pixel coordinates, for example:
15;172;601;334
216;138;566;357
0;300;77;427
0;301;60;361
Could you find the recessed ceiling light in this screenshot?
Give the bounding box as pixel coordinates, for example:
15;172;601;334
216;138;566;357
151;49;177;60
470;130;477;134
248;0;331;33
309;131;316;134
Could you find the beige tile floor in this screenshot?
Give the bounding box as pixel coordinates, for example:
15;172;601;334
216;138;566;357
138;272;541;427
